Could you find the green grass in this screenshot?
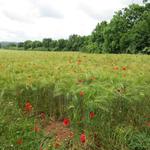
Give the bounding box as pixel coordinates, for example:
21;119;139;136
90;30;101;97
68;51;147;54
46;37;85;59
0;49;150;150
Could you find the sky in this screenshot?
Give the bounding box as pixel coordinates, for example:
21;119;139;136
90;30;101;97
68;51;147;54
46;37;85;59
0;0;143;42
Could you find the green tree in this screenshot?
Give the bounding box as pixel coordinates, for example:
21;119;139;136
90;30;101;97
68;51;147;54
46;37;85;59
18;42;24;48
24;40;32;50
120;10;150;53
103;3;149;53
56;39;67;51
42;38;52;50
91;21;107;53
32;41;42;49
66;34;85;51
120;3;150;53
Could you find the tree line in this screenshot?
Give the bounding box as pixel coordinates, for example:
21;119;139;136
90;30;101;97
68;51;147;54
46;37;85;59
1;1;150;54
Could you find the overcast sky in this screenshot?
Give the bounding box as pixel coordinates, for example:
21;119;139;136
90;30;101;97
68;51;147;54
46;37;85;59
0;0;143;42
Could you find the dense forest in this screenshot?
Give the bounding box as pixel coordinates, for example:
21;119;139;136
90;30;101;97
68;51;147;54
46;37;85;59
0;1;150;54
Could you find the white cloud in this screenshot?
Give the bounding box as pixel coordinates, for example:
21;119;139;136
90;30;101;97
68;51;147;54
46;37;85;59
0;0;143;42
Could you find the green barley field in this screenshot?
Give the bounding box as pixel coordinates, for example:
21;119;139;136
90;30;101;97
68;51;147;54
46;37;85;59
0;50;150;150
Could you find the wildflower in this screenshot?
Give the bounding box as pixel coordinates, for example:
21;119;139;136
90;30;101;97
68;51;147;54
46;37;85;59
89;112;95;119
80;133;86;143
80;91;84;96
122;66;126;70
25;102;32;112
16;138;23;145
113;66;119;70
63;118;70;127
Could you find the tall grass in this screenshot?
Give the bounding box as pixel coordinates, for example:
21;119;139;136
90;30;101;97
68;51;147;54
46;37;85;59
0;50;150;149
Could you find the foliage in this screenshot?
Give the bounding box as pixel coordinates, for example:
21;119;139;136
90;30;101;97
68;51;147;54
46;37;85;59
24;40;33;50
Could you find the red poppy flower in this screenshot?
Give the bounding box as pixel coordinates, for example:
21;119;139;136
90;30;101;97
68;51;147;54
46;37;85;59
17;138;23;145
122;66;126;70
80;133;86;143
89;112;95;119
25;102;32;112
80;91;84;96
63;118;70;127
113;66;119;70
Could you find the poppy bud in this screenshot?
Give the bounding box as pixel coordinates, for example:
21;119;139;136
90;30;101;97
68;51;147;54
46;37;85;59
89;112;95;119
63;118;70;126
80;133;86;143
